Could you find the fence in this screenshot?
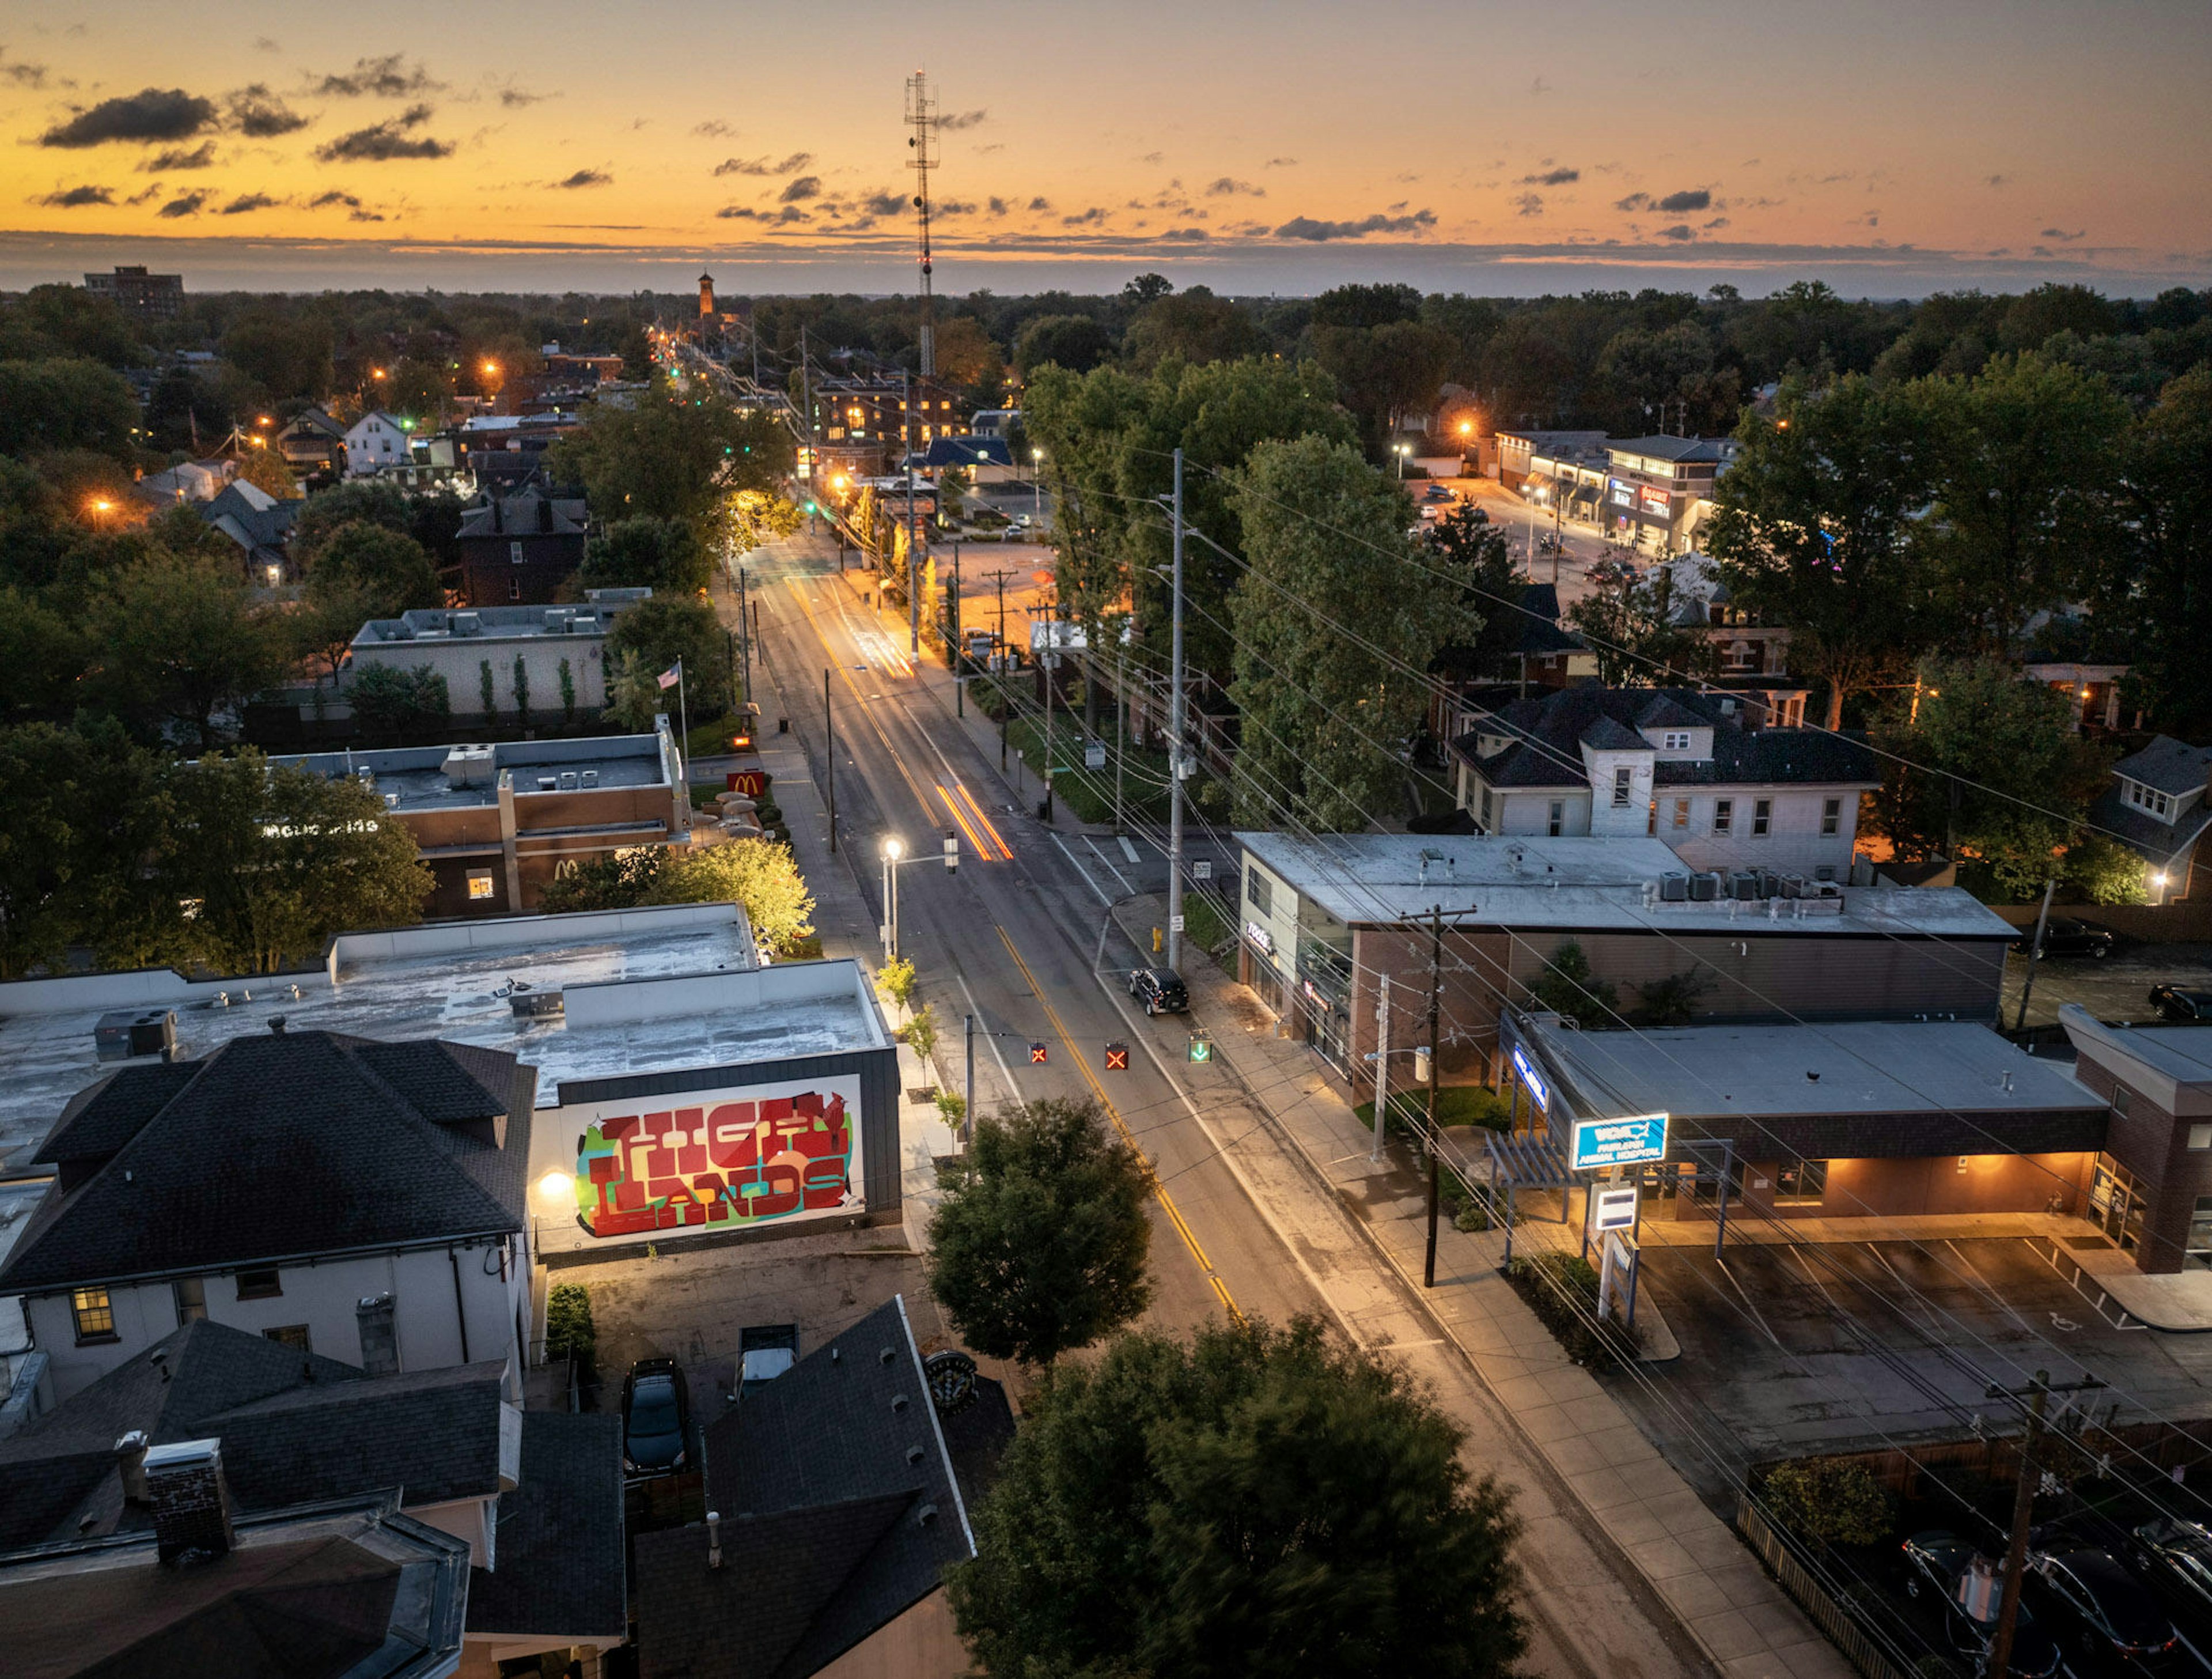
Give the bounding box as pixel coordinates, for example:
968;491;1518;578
1735;1496;1911;1679
1756;1416;2212;1499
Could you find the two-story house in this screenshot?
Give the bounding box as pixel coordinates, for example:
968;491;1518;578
1652;552;1791;680
343;410;412;477
454;482;589;606
1449;687;1878;880
2093;735;2212;905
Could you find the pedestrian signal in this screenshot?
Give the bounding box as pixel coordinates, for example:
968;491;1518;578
1029;1042;1049;1065
1104;1043;1130;1072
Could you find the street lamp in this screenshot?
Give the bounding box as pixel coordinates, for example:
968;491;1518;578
1393;441;1411;481
881;837;904;960
86;497;113;532
1031;447;1044;524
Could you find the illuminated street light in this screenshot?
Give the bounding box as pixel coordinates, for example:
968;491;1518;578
880;838;905;961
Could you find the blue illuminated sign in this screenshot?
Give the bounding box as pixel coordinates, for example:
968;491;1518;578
1570;1113;1668;1172
1509;1045;1550;1113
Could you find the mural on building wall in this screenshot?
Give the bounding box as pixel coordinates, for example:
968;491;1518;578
571;1076;862;1237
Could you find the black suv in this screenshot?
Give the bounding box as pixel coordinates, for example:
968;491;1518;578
2150;986;2212;1023
1899;1530;2063;1678
2127;1518;2212;1635
2018;918;2115;960
622;1356;691;1475
1128;968;1188;1015
2029;1548;2176;1663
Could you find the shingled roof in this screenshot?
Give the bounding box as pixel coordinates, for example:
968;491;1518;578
0;1030;532;1295
465;1413;627;1643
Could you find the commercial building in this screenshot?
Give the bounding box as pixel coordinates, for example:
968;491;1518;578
2061;1007;2212;1273
347;593;649;734
453;482;590;606
1234;832;2017;1086
1496;430;1609;497
1603;436;1738;554
82;265;182;320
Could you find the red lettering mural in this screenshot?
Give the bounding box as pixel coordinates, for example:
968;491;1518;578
573;1088;858;1238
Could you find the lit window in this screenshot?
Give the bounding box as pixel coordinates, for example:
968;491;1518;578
1672;798;1690;830
467;871;496;902
2192;1125;2212;1151
1713;799;1733;834
1752;798;1772;837
1821;797;1842;837
510;540;525;564
1775;1160;1828;1205
72;1287;115;1341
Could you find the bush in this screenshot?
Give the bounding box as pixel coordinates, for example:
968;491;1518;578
877;955;919;1012
1762;1457;1895;1546
2062;832;2149;905
545;1283;596;1366
1505;1253;1638;1368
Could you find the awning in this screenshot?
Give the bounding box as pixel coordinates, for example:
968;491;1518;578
1486;1129;1573;1192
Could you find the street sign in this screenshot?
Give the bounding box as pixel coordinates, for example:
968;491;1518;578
1192;860;1212;880
1104;1043;1130;1072
1085;741;1107;770
1593;1183;1639;1233
1187;1035;1213;1064
1509;1045;1550;1114
1569;1113;1669;1172
1169;915;1185;933
1029;1042;1049;1065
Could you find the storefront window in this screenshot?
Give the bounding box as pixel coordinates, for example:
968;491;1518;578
2090;1155;2146;1252
1775;1160;1828;1205
2190;1196;2212;1270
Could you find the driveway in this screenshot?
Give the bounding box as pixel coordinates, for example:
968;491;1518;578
2002;941;2212;1030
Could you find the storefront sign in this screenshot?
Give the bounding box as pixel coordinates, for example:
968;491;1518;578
1569;1112;1669;1171
1509;1045;1550;1113
1245;920;1274;954
1639;486;1672;519
1609;481;1634;507
1593;1183;1639;1232
725;770;767;796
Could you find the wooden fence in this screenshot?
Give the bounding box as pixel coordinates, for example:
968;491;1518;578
1756;1416;2212;1500
1736;1496;1912;1679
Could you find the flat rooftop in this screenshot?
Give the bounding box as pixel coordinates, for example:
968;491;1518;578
354;599;645;649
1527;1018;2097;1121
263;733;669;814
0;907;888;1171
1237;831;2016;940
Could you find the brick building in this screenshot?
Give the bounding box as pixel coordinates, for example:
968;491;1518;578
2061;1006;2212;1273
453;483;588;606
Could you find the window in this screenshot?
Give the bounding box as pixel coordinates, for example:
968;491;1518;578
1821;797;1842;837
263;1325;312;1353
1612;765;1633;808
509;540;525;565
1478;786;1493;831
1713;799;1733;834
71;1287;116;1343
173;1278;206;1326
236;1268;282;1300
1246;869;1271;916
507;577;521;602
2191;1124;2212;1151
1547;800;1565;837
1775;1160;1828;1205
467;871;495;902
1672;798;1690;830
1752;798;1772;837
2112;1085;2132;1118
1662;731;1691;751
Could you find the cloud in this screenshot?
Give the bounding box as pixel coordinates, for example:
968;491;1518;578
1140;150;1163;165
228;85;309;137
124;183;162;206
316;105;452;161
36;184;113;207
1522;166;1578;186
312;54;440;97
1530;75;1554;94
987;196;1009;215
2040;226;2085;241
711;152;812;177
308;189;362;209
716;205;765;220
1512;192;1544;217
2;49;49;86
1657;188;1711;212
555;168;610;188
692;119;735;138
1984;173;2008;188
1273;209;1437;240
498;85;552;107
861;190;906;215
778;175;821;202
156;189;210;218
1615;192;1652;211
218;192;277;214
937;108;987;130
975;141;1004;153
40;88;217;147
1027;196;1050;212
1159;226;1209;242
1062;207;1108;225
1264;157;1298;168
1656;222;1695;241
937;199;976;215
141;141;216;171
350;209;387;222
1205;177;1263;196
253;36;280;52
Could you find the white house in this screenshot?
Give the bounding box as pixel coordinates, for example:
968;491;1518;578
343;409;412;477
1450;686;1880;882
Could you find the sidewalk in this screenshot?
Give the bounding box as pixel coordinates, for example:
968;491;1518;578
1111;890;1852;1679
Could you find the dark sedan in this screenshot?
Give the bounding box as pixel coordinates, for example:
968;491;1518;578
1900;1530;2063;1678
1129;967;1188;1015
2128;1518;2212;1635
2018;918;2116;960
622;1356;691;1475
2030;1548;2177;1663
2150;986;2212;1023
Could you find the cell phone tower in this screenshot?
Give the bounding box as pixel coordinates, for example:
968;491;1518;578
905;70;937;377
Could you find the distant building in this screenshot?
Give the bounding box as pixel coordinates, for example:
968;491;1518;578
1651;551;1792;680
969;407;1021;438
198;480;297;584
1603;436;1739;554
453;482;589;605
1496;429;1609;497
130;458;232;507
82;264;182;320
276;406;347;475
342;410;412;477
2092;735;2212;906
349;594;646;729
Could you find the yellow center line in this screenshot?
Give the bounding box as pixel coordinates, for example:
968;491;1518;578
783;577;944;825
996;925;1240;1321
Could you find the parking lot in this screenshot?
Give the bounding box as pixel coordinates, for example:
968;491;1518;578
2004;942;2212;1033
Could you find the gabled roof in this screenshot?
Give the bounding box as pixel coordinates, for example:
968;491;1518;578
457;487;588;541
923;436;1012;470
0;1031;531;1295
635;1296;982;1679
465;1413;627;1641
2112;735;2212;798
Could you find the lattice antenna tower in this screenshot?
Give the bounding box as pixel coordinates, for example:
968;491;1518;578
905;70;937;377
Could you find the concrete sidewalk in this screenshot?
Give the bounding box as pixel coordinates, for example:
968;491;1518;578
1112;891;1853;1679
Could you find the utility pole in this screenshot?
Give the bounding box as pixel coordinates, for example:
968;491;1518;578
994;572;1010;770
1984;1370;2104;1679
963;1013;975;1149
1113;646;1127;839
952;542;964;718
1167;447;1188;973
737;566;750;706
1372;973;1390;1164
1041;606;1056;823
905;72;937;377
800;324;816;535
1426;906;1443;1288
904;369;922;658
2014;876;2057;1035
824;669;836;852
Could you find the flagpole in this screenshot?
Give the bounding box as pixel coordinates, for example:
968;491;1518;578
677;657;690;767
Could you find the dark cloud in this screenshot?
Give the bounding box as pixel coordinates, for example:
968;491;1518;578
1615;191;1652;211
1027;196;1050;212
1705;216;1730;230
156;189;210;218
498;86;552;107
124;183;162;206
316;105;452;161
1159;227;1209;242
692;119;735;138
1264;157;1298;168
936;199;975;215
1062;207;1108;226
40;88;217;148
141;141;217;172
1205;177;1263;197
313;54;440;97
350;208;385;222
219;192;277;215
1656;188;1711;212
1140;150;1163;165
1656;223;1695;241
718;204;809;224
555;168;611;188
36;184;114;207
778;175;820;203
986;196;1009;215
1522;166;1578;186
1272;210;1437;241
228;85;309;137
2039;226;2085;242
2;49;49;86
308;189;362;209
1984;173;2008;188
711;152;811;177
936;108;987;130
253;36;281;52
1512;192;1544;217
716;205;764;220
861;190;907;216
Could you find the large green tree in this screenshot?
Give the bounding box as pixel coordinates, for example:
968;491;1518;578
2113;367;2212;731
1565;564;1718;686
0;358;139;461
1424;503;1520;685
924;1096;1152;1367
580;515;707;595
1226;436;1465;830
604;595;731;729
642;840;816;955
947;1315;1527;1678
93;553;287;748
0;721;168;978
309;522;440;619
549;380;793;543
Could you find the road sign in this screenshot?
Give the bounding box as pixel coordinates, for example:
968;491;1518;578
1593;1183;1639;1233
1192;860;1212;880
1187;1035;1213;1064
1104;1043;1130;1072
1569;1113;1669;1172
1085;741;1107;770
1029;1042;1049;1065
1169;914;1185;933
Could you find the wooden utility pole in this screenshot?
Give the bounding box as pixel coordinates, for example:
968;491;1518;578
1985;1370;2105;1679
824;668;836;853
1426;905;1444;1287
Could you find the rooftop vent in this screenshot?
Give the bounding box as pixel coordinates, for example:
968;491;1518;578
580;769;599;788
95;1008;177;1062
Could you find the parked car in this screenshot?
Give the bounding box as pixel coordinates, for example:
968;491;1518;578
2029;1548;2177;1663
1900;1530;2063;1678
1128;967;1188;1015
1421;484;1453;502
738;1324;800;1402
622;1356;691;1475
2127;1518;2212;1632
2150;986;2212;1023
2017;918;2115;960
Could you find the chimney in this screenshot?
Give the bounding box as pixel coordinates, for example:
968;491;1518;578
537;493;552;534
144;1439;234;1566
491;496;503;534
115;1431;150;1504
706;1511;723;1570
357;1292;399;1378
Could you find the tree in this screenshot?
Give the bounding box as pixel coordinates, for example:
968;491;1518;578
642;840;816;954
347;662;450;739
1227;437;1463;830
294;576;382;686
537;846;668;914
1123;273;1174;307
1015;313;1116;378
2061;833;2147;906
293;480;412;564
1762;1458;1893;1548
0;721;168;978
604;596;730;731
1565;564;1717;686
549;380;793;544
1527;939;1619;1023
221;311;335;403
924;1097;1152;1367
93;553;287;748
932;315;1006;400
1124;286;1264;370
309;521;440;618
0;587;88;723
1425;503;1520;683
2115;368;2212;732
582;516;706;594
0;358;139;460
235;446;298;500
1309;317;1459;455
161;751;431;974
947;1315;1527;1678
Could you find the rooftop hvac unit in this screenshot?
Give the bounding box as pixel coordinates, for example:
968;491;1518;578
441;743;495;788
510;992;565;1020
1806;880;1843;900
1729;870;1760;901
383;792;401;811
1777;873;1806;899
580;769;599;788
573;616;599;633
558;771;579;792
453;611;482;637
1687;871;1722;902
1660;871;1690;902
536;776;558;791
1756;868;1781;898
95;1009;176;1062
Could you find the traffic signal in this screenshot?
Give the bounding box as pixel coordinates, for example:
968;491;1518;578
1029;1042;1049;1065
1187;1034;1213;1064
1104;1042;1130;1072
